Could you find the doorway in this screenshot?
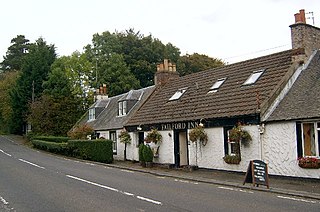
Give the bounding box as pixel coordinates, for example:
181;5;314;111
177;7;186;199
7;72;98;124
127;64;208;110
174;129;188;167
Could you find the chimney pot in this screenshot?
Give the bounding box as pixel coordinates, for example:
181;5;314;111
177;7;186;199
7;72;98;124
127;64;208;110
164;59;169;71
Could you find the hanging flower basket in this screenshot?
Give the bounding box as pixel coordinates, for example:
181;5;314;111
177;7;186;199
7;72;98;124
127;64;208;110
229;125;252;146
189;125;208;146
145;128;162;144
223;155;241;164
118;129;131;144
298;157;320;169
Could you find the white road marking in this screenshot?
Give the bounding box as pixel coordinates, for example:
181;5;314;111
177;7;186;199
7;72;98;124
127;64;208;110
137;196;162;205
18;159;45;169
0;196;9;205
85;162;95;166
218;186;254;194
120;169;134;173
66;174;162;205
277;195;317;204
0;149;12;157
174;179;199;185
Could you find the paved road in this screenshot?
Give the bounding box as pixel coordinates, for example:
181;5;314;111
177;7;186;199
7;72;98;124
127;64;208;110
0;136;319;212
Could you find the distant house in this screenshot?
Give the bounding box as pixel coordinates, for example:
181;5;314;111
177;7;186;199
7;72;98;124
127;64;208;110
125;9;320;179
80;85;155;160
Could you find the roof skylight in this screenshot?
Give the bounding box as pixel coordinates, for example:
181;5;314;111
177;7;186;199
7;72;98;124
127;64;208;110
169;87;187;101
243;69;264;85
208;78;226;93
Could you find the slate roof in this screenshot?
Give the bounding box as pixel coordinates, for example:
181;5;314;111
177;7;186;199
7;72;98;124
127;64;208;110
267;50;320;121
83;86;155;131
126;49;303;126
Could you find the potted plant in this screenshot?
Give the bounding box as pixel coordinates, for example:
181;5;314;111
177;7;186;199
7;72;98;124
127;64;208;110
138;144;146;167
298;157;320;169
188;125;208;146
119;128;131;160
143;145;154;168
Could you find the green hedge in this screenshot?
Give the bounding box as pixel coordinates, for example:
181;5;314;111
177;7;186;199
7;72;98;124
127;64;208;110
68;139;113;163
31;140;69;154
32;136;69;143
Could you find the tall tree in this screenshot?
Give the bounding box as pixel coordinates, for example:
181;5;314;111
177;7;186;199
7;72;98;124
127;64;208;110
9;38;56;134
54;52;94;109
28;66;84;136
84;29;181;90
177;53;225;76
0;71;19;133
1;35;30;71
100;54;140;96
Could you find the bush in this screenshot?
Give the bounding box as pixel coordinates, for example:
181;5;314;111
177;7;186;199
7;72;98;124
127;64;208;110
139;144;145;162
32;136;69;143
68;139;113;163
68;124;94;140
31;139;68;154
143;145;154;162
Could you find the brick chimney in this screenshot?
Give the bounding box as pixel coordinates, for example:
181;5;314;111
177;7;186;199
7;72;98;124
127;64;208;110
95;84;108;100
290;9;320;61
154;59;179;86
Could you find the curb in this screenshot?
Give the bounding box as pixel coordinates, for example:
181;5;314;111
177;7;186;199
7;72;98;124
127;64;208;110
105;163;320;201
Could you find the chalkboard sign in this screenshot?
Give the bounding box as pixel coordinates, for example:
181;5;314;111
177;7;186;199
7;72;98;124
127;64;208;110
243;160;269;188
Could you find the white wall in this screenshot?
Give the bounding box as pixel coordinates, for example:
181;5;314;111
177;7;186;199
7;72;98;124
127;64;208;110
263;122;319;179
153;130;174;164
188;125;261;172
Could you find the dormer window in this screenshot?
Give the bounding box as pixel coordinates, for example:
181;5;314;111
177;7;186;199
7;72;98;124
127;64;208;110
118;101;127;116
208;78;226;93
88;108;95;121
243;69;264;85
169;87;188;101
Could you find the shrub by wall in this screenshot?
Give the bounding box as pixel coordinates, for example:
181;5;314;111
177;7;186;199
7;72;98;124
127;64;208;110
68;139;113;163
31;139;68;154
33;136;69;143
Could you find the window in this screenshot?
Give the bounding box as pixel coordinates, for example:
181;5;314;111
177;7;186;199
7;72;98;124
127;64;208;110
227;129;238;155
297;122;320;158
224;126;240;156
110;131;117;154
169;87;187;101
243;69;264;85
88;108;95;121
298;122;320;157
208;78;226;93
118;101;127;116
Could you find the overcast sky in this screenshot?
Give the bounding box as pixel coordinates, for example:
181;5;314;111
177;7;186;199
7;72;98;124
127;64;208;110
1;0;319;64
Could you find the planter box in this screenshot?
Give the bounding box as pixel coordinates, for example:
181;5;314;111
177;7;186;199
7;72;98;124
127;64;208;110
298;158;320;169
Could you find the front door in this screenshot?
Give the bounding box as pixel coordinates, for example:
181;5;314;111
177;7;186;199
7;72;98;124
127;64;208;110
174;129;188;167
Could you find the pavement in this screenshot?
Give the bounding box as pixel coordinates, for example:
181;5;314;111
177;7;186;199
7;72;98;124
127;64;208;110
4;135;320;201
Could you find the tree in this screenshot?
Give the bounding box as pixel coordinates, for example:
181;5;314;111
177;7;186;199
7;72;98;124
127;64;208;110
28;64;84;136
0;71;19;133
50;53;94;110
177;53;225;76
84;29;181;89
1;35;30;71
100;54;140;96
9;38;56;134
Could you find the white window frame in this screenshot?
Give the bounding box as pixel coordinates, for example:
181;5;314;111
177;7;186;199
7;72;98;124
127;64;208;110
301;122;320;157
243;69;264;85
88;108;95;121
169;87;188;101
118;101;127;116
110;131;117;154
208;78;226;93
227;130;237;155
